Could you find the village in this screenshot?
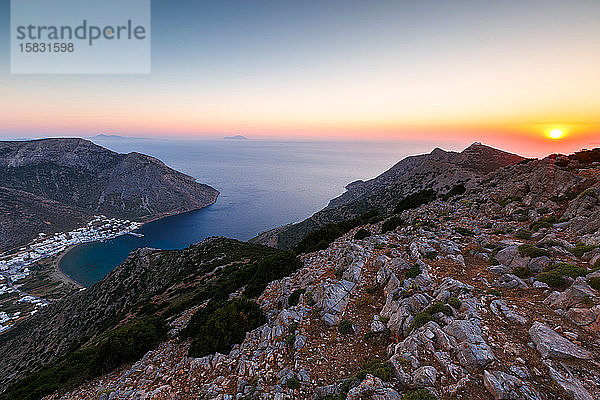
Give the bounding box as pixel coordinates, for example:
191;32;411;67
0;215;142;333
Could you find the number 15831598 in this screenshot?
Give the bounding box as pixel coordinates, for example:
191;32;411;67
19;43;74;52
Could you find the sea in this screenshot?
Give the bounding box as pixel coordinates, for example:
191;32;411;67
59;137;444;286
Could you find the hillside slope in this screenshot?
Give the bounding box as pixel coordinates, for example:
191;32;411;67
0;138;219;251
252;143;524;250
28;148;600;400
0;238;292;394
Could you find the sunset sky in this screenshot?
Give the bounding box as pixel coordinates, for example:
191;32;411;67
0;0;598;157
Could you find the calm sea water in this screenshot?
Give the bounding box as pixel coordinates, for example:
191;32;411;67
60;138;439;286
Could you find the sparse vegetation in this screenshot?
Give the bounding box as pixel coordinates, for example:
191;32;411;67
514;229;532;240
447;297;461;309
184;298;265;357
394;189;437;214
381;215;405;233
406;264;422;279
455;227;475;236
1;316;167;400
518;244;549;258
402;389;437;400
487;289;503;297
294;211;380;253
338;319;354;334
588;277;600;290
354;228;371;240
571;243;597;257
288;289;305;306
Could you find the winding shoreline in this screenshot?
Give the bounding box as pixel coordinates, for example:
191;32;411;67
53;245;85;289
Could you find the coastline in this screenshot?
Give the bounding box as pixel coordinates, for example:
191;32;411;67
52;203;219;289
53;245;85;289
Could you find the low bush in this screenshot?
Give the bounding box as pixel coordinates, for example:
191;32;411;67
295;211;380;253
588;277;600;290
288;289;306;307
406;264;421;279
530;216;557;231
571;243;597;257
394;189;438;214
550;263;587;279
408;302;452;333
355;360;393;382
513;267;532;279
338;319;354;334
402;389;437;400
442;184;466;200
286;377;300;389
455;227;475;236
514;229;532;240
536;270;565;288
518;244;549;258
487;289;502;297
354;228;371;240
381;215;404;233
185;298;265;357
447;297;461;310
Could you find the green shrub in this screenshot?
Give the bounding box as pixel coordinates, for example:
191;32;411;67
394;189;438;214
294;211;380;253
571;243;597;257
285;334;296;348
536;270;565;288
442;184;466;200
514;229;532;240
551;263;587;279
185;298;265;357
530;216;557;231
406;264;421;279
408;302;452;333
455;227;475;236
354;228;371;240
243;251;303;298
447;297;461;309
381;215;404;233
487;289;503;297
518;244;549;258
355;360;393;382
513;267;532;279
338;319;354;334
402;389;437;400
1;316;167;400
286;377;300;389
588;277;600;290
288;289;306;307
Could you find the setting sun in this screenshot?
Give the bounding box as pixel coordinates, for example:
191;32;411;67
547;128;566;140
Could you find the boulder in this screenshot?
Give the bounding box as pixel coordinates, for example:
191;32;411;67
490;299;527;325
528;321;592;360
411;366;438;388
483;370;542;400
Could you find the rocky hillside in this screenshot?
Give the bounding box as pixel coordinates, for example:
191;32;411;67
0;238;293;394
0;138;219;251
0;147;593;400
251;143;524;250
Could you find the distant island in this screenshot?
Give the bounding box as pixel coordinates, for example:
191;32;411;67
92;134;124;139
224;135;248;140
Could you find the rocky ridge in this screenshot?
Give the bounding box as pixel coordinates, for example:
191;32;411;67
42;149;600;400
251;143;524;250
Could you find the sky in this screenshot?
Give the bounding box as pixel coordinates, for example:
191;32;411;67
0;0;599;157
